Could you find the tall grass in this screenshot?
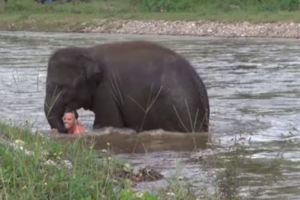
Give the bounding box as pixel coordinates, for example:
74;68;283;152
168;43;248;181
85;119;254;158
0;122;209;199
2;0;136;14
2;0;300;16
136;0;300;12
0;122;287;199
0;122;139;199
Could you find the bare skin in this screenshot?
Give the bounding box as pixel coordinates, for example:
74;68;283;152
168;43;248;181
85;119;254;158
63;112;85;135
51;112;85;135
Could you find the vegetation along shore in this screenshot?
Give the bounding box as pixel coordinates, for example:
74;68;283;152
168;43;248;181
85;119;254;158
1;0;300;38
0;122;201;199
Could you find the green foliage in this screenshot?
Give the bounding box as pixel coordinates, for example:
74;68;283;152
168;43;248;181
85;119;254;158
2;0;300;18
209;136;285;200
0;122;131;199
130;0;300;12
2;0;300;14
0;122;201;199
119;190;158;200
158;176;198;200
216;142;245;200
136;0;196;12
3;0;41;12
279;0;300;11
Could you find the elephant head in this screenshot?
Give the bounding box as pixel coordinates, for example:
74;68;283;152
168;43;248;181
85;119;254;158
44;47;102;133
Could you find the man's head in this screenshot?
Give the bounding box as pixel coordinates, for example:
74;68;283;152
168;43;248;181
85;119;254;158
63;110;78;130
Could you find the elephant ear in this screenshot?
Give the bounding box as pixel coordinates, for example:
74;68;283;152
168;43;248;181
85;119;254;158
83;56;102;84
73;55;103;88
47;48;103;89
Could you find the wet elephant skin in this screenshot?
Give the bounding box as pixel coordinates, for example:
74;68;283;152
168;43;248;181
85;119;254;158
44;41;210;133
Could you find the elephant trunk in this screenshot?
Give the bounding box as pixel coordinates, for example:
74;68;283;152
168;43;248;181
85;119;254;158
44;93;67;133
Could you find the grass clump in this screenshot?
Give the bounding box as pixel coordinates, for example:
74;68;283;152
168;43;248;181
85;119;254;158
158;176;198;200
0;122;157;200
207;136;285;200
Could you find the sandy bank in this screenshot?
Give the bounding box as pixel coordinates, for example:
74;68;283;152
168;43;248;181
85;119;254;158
82;20;300;38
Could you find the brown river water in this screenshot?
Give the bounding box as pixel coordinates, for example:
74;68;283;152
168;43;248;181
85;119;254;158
0;31;300;199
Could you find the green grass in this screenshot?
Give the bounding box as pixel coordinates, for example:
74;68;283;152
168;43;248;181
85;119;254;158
0;122;207;199
1;0;300;32
0;122;155;199
0;123;287;199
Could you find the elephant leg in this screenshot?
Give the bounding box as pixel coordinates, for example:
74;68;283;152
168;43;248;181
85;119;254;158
92;88;124;129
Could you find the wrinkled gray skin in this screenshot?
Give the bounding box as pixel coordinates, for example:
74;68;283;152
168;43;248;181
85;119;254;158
44;41;209;133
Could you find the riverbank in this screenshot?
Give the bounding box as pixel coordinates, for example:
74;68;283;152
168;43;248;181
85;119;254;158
0;122;198;199
1;1;300;38
82;19;300;38
2;18;300;39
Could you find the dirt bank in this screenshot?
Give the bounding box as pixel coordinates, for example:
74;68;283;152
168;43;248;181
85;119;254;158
82;20;300;38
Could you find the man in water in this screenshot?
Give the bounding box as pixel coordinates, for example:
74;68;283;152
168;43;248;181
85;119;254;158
51;110;85;135
63;110;85;135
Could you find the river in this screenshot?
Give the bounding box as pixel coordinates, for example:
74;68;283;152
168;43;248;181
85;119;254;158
0;31;300;199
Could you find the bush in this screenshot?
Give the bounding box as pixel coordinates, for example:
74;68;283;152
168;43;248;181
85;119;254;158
132;0;300;12
279;0;299;11
135;0;196;12
4;0;38;11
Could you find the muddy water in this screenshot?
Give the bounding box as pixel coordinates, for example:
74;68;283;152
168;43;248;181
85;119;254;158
1;31;300;199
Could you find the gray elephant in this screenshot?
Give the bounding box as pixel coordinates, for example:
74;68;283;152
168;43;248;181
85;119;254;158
44;41;209;133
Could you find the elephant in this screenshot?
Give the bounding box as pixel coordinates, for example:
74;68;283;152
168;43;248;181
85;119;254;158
44;40;209;133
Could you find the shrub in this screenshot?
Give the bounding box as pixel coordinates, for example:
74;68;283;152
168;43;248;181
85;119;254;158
134;0;196;12
279;0;299;11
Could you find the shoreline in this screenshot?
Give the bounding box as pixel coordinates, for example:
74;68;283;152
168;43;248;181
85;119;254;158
81;20;300;39
1;19;300;39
